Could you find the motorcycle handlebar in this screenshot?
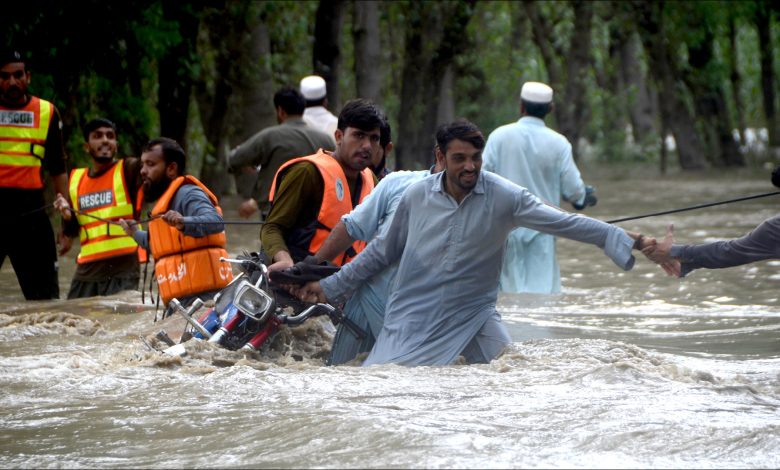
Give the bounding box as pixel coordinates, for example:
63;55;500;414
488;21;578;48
278;303;366;340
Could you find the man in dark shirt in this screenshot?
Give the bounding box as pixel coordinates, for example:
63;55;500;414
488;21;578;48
54;118;143;298
644;166;780;277
0;50;69;300
227;86;334;220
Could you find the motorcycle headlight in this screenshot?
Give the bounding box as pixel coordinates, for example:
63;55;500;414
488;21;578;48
234;282;275;322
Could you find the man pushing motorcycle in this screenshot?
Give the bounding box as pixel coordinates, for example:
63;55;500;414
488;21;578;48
119;137;233;314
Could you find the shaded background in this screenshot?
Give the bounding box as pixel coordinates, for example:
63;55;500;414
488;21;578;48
4;0;780;195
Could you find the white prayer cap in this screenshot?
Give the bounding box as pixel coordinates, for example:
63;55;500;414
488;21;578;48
520;81;553;104
300;75;327;100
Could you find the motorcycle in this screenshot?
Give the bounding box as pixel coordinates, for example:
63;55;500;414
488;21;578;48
151;252;365;358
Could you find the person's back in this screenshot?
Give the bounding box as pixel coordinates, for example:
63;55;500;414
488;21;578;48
251;120;333;209
485;117;580;207
483;81;593;294
228;86;334;219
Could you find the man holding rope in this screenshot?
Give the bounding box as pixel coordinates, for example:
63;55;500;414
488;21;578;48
119;137;233;311
54;118;144;299
0;50;70;300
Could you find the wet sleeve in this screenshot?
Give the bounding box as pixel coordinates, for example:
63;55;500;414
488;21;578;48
42;107;67;176
511;185;635;270
342;175;393;241
321;189;410;303
260;163;323;259
673;216;780;277
175;185;225;237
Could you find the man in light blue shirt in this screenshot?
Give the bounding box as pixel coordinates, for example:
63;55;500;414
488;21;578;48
297;120;650;367
483;81;597;294
313;165;440;364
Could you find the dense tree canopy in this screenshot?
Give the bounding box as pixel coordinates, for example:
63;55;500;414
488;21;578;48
4;0;779;192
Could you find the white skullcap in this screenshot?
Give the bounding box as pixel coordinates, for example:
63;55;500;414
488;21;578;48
300;75;327;100
520;81;553;104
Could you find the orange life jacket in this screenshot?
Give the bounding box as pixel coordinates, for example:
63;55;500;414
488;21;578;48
149;175;233;305
68;159;140;264
269;150;375;266
0;97;53;189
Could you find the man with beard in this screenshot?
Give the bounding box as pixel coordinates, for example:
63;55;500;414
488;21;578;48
53;118;143;299
260;99;382;271
0;50;70;300
295;120;654;367
120;137;233;310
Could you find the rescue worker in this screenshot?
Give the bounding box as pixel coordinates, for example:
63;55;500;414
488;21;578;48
483;81;597;294
53;118;144;299
260;99;384;272
119;137;233;310
227;86;333;220
0;50;70;300
300;75;338;145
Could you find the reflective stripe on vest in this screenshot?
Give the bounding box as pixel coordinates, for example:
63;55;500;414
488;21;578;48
148;175;233;304
68;159;139;264
269;149;375;266
0;97;52;189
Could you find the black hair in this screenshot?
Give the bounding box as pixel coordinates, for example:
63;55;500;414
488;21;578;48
0;50;26;68
144;137;186;175
82;117;117;141
772;165;780;189
380;117;392;148
274;86;306;115
337;99;384;133
522;99;552;119
305;97;327;107
435;119;485;154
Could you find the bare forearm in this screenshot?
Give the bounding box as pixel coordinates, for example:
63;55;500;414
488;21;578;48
314;221;355;263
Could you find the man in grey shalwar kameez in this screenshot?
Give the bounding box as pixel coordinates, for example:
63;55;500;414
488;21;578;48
299;120;652;366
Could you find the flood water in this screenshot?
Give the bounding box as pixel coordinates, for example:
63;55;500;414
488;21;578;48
1;166;778;468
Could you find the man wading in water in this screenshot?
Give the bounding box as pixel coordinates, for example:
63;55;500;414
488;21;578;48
295;119;656;367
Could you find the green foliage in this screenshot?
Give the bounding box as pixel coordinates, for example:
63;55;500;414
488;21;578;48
5;0;778;173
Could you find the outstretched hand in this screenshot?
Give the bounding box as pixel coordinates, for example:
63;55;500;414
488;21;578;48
642;224;681;277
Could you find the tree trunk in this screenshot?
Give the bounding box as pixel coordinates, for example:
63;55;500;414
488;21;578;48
522;0;592;161
684;21;743;166
158;0;200;147
756;6;779;148
313;0;347;112
619;33;657;143
194;1;274;194
437;64;455;125
395;0;476;170
728;16;747;146
633;0;707;169
353;0;382;103
232;14;275;146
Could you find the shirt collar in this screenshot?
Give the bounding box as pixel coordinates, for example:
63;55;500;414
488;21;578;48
518;116;546;126
282;117;307;126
